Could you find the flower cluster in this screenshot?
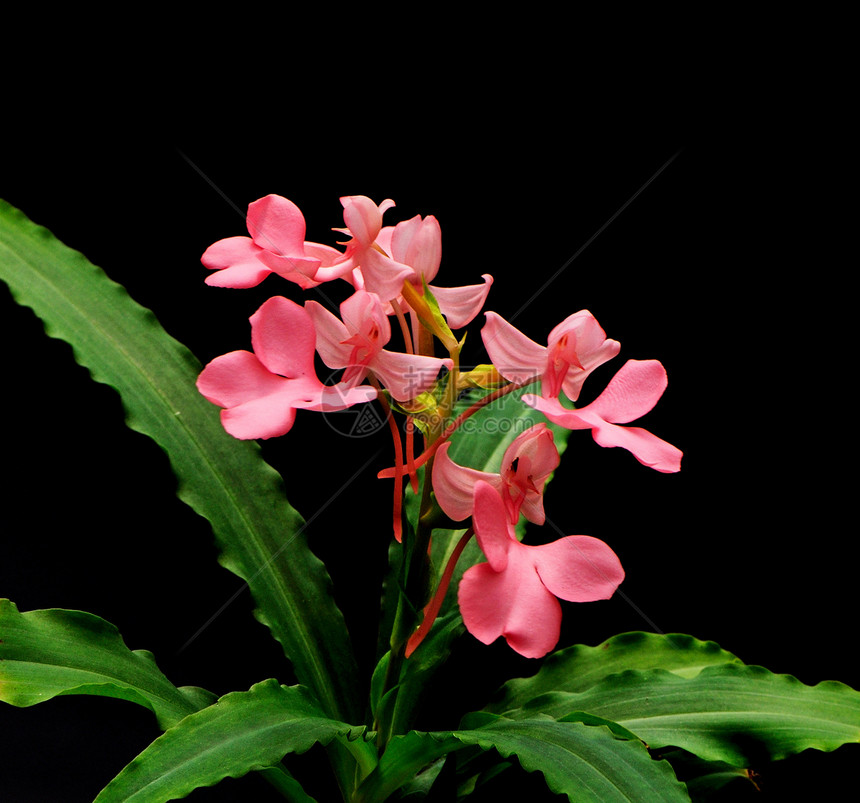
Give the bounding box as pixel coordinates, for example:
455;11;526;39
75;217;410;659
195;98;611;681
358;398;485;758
196;193;682;659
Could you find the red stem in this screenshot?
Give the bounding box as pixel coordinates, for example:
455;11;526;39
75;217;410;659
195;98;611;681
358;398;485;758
371;377;405;542
405;526;474;658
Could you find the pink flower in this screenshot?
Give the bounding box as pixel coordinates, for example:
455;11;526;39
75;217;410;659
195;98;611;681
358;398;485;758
385;214;493;329
202;194;348;290
332;195;414;301
304;289;453;402
431;423;560;525
523;359;682;473
458;481;625;659
196;296;376;439
481;310;620;400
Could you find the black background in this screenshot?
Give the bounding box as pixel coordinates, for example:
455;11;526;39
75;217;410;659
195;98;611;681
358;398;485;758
1;28;855;802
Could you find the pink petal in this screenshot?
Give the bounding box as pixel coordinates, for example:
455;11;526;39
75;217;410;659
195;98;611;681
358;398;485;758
197;353;324;440
586;359;668;424
250;297;318;379
481;312;547;385
304;300;352;370
340;290;391;345
589;419;683;473
369;349;452;402
304;241;355;283
359;247;414;302
304;240;347;267
502;423;559;482
501;423;560;525
533;535;624;602
520;394;594;431
523;396;683;473
458;559;562;659
430;275;494;330
471;480;515;571
246;195;308;256
299;382;378;412
255;251;322;288
340;195;395;246
201;236;260;270
201;236;272;289
203;261;273;289
197;351;286;408
431;442;501;522
548;310;621;401
390;215;442;282
219;392;298;440
547;310;612;357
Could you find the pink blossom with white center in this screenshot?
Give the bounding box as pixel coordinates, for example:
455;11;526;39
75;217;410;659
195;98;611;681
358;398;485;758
305;289;453;402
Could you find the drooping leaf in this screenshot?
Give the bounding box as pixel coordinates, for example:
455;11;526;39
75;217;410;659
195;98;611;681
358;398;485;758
355;714;690;803
506;663;860;767
93;679;374;803
0;599;213;729
487;631;743;713
0;600;309;799
0;199;360;726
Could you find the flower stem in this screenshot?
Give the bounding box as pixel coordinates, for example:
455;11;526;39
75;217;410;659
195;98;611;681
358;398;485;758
370;376;405;542
405;526;474;658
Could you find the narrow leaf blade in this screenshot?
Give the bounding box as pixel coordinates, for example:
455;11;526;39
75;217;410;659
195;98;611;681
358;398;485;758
0;200;360;723
488;631;743;713
0;599;212;729
93;679;366;803
357;716;690;803
509;663;860;766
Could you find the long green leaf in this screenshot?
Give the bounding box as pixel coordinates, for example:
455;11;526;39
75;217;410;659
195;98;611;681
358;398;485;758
0;600;326;800
507;663;860;766
93;679;372;803
355;715;690;803
487;631;743;713
0;599;213;729
0;199;360;724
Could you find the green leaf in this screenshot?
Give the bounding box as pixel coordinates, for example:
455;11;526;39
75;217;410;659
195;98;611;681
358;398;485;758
656;749;759;800
487;631;743;713
355;731;460;803
0;599;213;729
0;199;360;725
506;663;860;766
93;679;372;803
356;715;690;803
